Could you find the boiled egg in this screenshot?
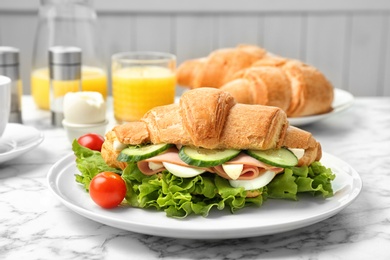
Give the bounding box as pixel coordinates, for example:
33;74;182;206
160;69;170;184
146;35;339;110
63;91;106;124
229;170;276;190
162;162;205;178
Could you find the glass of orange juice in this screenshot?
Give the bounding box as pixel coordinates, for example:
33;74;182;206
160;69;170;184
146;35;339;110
111;52;176;122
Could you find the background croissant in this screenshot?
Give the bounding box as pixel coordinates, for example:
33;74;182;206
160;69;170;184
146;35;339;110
176;45;334;117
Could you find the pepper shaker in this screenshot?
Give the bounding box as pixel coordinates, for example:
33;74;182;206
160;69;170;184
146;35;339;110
49;46;82;126
0;46;23;123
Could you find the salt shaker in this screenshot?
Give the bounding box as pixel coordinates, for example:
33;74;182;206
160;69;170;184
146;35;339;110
49;46;82;126
0;46;23;123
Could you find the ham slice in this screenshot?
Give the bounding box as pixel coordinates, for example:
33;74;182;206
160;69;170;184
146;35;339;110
137;149;283;180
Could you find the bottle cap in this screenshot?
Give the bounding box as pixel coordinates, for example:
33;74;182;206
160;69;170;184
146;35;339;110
49;46;82;80
0;46;20;80
49;46;81;65
0;46;19;66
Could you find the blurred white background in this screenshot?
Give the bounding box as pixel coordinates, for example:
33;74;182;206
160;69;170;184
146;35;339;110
0;0;389;97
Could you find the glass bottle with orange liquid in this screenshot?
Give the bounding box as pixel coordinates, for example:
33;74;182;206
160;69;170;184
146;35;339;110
31;0;107;110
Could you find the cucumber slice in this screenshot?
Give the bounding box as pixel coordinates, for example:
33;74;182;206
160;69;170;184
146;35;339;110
117;143;172;162
246;148;298;167
179;146;240;167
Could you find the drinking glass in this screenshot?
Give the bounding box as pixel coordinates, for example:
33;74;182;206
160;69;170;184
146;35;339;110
111;52;176;122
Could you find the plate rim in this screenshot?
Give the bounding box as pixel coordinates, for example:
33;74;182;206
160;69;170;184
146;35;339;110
0;123;45;163
288;88;354;126
47;151;362;239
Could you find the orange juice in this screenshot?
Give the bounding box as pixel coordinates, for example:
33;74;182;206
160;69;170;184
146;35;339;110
51;79;80;98
112;66;176;122
50;79;81;114
31;66;107;110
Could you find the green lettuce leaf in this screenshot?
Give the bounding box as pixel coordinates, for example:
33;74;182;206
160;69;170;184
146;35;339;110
267;162;335;200
121;164;265;218
267;168;298;200
300;161;335;198
72;140;121;191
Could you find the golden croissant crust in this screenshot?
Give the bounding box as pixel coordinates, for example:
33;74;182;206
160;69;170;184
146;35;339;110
177;45;334;117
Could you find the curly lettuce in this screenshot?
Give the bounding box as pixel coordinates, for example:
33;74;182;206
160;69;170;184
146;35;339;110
267;162;335;200
121;162;265;218
73;140;121;191
73;142;335;218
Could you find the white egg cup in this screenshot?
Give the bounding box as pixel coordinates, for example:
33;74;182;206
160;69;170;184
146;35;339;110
62;119;109;143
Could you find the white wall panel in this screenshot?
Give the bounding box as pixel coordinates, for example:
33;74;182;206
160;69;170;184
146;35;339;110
347;14;386;96
99;14;133;66
215;15;261;49
305;14;348;91
383;15;390;96
133;15;173;53
175;15;215;64
263;15;304;60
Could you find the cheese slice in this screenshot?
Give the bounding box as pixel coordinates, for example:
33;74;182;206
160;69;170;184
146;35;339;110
148;162;164;171
222;164;243;180
289;148;305;160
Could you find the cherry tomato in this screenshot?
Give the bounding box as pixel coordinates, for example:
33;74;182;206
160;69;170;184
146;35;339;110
77;133;104;151
89;172;127;209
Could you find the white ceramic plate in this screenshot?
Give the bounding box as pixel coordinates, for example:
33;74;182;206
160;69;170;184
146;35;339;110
47;152;362;239
288;88;354;126
0;123;44;164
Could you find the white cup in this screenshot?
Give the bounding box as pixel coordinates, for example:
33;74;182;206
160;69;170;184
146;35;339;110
0;75;11;137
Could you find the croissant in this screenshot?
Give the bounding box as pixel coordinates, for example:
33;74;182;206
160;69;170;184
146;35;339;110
177;45;334;117
176;44;267;88
250;55;334;117
101;88;321;170
220;66;292;112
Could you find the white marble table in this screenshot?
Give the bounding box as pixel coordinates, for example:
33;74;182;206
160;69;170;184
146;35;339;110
1;96;390;260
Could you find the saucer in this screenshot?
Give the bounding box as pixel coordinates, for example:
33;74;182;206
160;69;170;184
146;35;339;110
0;123;44;164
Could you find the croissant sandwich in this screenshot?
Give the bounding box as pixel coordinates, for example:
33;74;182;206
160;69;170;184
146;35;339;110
177;45;334;117
74;88;335;218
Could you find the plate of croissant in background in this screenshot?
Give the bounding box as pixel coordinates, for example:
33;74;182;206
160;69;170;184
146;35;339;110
176;44;354;126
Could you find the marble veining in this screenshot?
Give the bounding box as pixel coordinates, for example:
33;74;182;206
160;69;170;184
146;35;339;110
1;97;390;260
